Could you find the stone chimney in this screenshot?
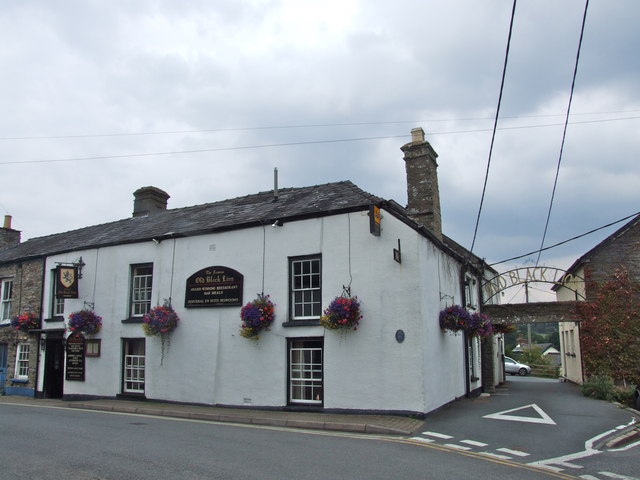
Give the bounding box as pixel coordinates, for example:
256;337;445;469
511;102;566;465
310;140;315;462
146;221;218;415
132;187;170;217
401;127;442;240
0;215;21;248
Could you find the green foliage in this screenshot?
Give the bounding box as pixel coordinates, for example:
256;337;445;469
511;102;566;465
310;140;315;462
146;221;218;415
581;375;615;401
581;375;636;405
574;269;640;386
519;347;552;367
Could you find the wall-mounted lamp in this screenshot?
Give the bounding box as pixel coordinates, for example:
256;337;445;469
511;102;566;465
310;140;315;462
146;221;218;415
272;220;283;228
152;238;161;244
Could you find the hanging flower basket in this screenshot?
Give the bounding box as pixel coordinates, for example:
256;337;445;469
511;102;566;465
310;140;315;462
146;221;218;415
320;296;362;331
467;312;494;338
439;305;471;334
11;312;41;332
142;305;180;337
240;294;275;339
493;323;516;334
68;309;102;336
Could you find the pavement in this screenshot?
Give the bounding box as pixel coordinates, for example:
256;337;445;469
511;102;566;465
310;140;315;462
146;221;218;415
0;395;425;436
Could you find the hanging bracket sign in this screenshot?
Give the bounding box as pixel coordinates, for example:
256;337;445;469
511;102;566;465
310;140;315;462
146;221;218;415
185;266;244;307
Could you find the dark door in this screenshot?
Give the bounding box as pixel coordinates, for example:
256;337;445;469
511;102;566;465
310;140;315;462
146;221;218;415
44;338;64;398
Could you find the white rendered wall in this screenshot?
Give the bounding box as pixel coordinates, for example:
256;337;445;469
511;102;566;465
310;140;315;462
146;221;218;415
39;209;469;413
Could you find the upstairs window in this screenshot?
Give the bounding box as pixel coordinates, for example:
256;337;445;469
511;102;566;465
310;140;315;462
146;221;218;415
50;270;65;318
130;264;153;317
1;279;13;323
289;256;321;320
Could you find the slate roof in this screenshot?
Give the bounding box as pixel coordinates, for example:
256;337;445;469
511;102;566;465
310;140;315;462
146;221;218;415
0;181;383;264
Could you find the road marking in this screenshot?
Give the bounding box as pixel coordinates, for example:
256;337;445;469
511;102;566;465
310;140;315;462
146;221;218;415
497;447;530;457
409;436;434;443
483;403;557;425
422;431;453;439
578;475;600;480
444;443;472;451
598;472;639;480
461;439;488;447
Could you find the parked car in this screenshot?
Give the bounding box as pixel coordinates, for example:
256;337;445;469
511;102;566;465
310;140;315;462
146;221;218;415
504;356;531;376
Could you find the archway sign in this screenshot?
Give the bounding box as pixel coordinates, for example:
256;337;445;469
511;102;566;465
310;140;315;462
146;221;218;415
482;267;585;305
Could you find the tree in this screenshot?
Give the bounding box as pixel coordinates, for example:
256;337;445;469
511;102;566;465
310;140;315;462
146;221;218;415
574;269;640;387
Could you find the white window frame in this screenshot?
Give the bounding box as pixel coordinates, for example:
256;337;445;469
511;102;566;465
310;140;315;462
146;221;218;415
51;270;65;317
123;339;145;393
465;275;478;311
1;279;13;323
15;343;30;379
290;256;322;320
129;264;153;317
289;339;323;405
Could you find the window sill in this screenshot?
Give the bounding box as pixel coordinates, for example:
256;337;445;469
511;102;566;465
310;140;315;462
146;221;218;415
121;317;144;324
44;316;64;323
10;378;29;384
282;319;321;327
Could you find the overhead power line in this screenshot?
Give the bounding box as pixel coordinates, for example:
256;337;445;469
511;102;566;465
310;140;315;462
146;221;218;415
489;210;640;266
1;109;638;142
0;116;638;166
535;0;590;266
469;0;517;256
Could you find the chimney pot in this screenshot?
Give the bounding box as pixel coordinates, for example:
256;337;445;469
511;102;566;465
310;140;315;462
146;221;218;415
411;127;425;143
3;215;11;229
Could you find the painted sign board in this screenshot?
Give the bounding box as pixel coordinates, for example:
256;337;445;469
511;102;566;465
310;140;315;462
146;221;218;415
56;266;79;299
185;266;244;307
65;335;85;381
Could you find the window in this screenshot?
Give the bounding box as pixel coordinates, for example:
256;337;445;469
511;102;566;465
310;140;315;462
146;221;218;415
122;338;145;394
15;343;30;379
1;279;13;322
85;339;101;357
289;256;321;320
288;338;323;405
50;270;65;318
130;264;153;317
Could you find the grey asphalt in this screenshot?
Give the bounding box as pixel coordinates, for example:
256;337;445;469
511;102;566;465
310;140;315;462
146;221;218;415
0;394;424;435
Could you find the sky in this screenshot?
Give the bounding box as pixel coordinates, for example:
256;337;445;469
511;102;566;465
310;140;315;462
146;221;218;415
1;0;639;303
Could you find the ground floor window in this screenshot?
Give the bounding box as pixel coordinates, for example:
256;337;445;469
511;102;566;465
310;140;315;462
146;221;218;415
15;343;30;379
122;338;145;394
288;338;323;405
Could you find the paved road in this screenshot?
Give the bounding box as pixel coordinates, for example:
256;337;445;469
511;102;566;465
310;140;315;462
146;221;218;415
2;401;569;480
410;376;640;479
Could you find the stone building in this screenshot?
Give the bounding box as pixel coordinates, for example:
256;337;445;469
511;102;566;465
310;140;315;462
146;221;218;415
0;216;42;396
555;213;640;383
0;129;499;412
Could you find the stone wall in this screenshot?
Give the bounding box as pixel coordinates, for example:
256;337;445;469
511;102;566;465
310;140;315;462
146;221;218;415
0;259;44;396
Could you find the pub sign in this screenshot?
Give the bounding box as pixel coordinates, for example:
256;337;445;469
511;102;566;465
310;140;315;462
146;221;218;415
185;266;244;307
56;266;79;299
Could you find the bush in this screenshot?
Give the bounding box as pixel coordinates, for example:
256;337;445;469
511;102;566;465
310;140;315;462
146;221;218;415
581;375;635;405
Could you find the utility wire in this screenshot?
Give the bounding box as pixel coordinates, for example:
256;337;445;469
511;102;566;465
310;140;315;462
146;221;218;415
490;210;640;266
1;116;638;167
2;109;638;142
469;0;517;255
535;0;590;266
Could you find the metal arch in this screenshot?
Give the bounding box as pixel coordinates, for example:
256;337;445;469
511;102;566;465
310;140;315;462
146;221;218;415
482;267;586;304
